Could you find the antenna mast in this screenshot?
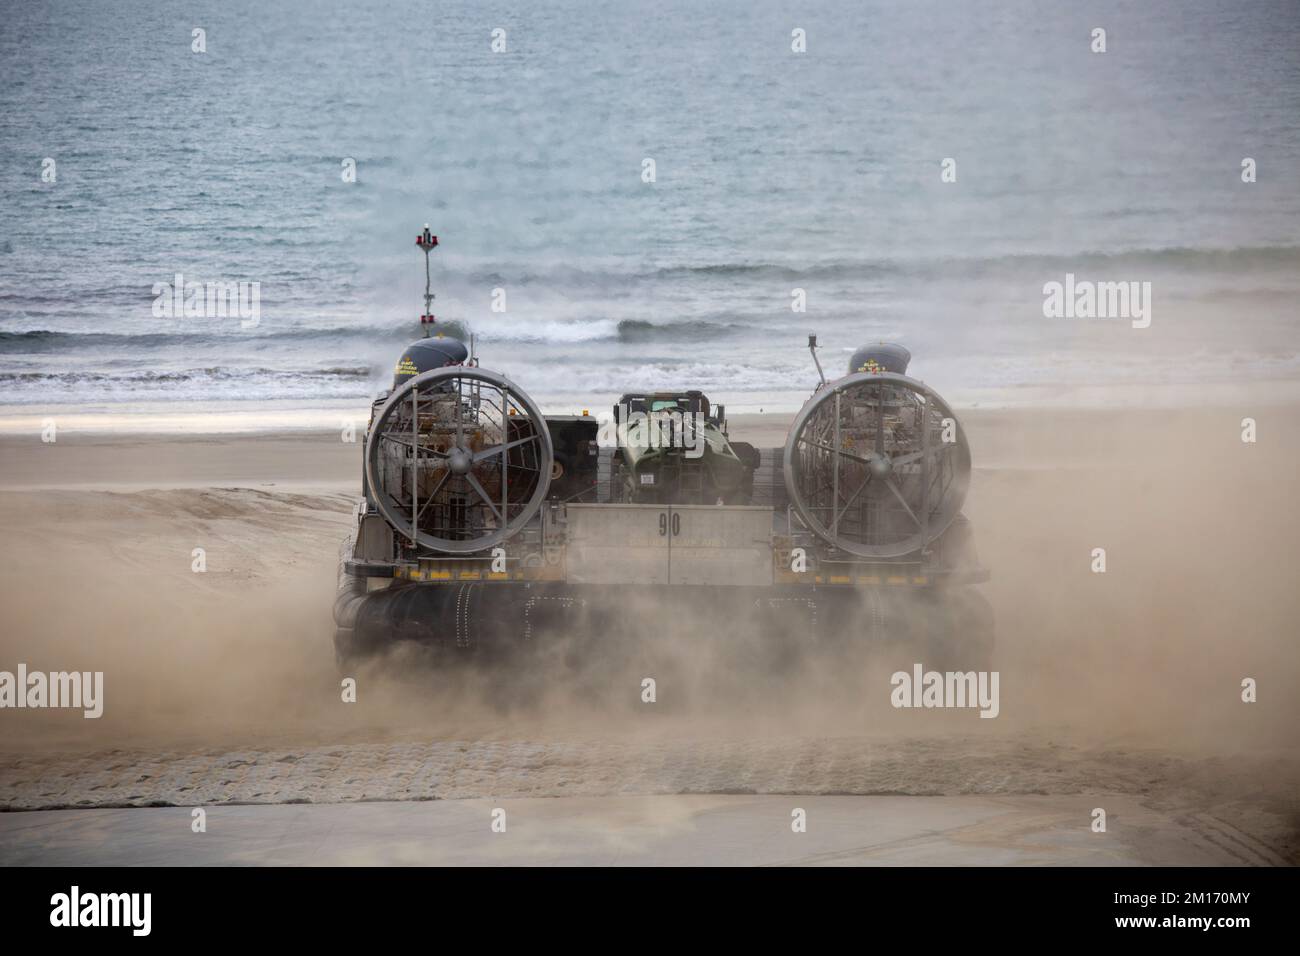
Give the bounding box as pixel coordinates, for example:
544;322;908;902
415;224;439;338
808;333;826;387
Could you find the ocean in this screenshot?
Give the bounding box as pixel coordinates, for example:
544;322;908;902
2;0;1299;425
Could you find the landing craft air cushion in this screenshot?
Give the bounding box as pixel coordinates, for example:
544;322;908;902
333;228;993;665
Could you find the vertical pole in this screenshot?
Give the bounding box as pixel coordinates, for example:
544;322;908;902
919;393;930;550
422;244;434;339
832;389;841;534
410;386;419;544
502;388;509;530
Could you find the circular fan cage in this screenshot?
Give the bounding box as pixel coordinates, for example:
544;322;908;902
365;367;553;555
782;372;970;559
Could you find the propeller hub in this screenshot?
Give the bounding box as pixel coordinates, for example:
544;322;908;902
447;446;473;475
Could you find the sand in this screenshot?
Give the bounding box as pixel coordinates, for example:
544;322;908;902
0;402;1297;864
2;794;1282;866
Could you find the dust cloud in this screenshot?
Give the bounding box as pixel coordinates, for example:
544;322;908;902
0;409;1296;858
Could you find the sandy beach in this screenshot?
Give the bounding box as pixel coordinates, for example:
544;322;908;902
0;398;1296;865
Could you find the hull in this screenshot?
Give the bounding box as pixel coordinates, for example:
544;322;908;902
333;575;994;669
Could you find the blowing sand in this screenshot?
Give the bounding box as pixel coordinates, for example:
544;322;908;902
0;402;1297;863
